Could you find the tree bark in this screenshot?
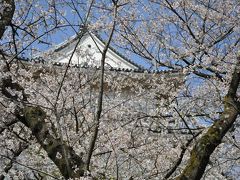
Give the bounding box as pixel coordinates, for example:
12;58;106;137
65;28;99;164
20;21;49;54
86;2;118;171
176;58;240;180
0;0;15;39
17;106;86;178
1;78;86;179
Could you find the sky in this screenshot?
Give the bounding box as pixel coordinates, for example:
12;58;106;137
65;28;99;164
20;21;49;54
21;0;153;69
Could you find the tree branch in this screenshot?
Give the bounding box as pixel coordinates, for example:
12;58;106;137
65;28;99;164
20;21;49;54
0;0;15;39
86;2;118;171
176;57;240;180
1;77;86;179
16;106;85;179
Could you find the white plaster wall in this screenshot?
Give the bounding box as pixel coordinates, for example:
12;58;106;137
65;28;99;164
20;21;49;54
54;34;137;69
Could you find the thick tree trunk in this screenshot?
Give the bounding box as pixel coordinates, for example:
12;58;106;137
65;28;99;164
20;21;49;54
17;106;86;178
0;3;87;176
176;59;240;180
0;0;15;39
1;78;86;179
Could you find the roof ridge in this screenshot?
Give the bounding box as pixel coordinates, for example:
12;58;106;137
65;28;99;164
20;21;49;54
47;62;181;74
36;31;143;70
93;33;144;70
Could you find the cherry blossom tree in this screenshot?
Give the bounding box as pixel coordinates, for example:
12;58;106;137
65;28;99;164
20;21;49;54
114;1;240;179
0;0;239;179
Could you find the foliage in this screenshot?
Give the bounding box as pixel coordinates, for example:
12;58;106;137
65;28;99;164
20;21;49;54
0;0;239;179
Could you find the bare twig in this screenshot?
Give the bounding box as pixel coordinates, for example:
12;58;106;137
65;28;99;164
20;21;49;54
86;2;118;171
